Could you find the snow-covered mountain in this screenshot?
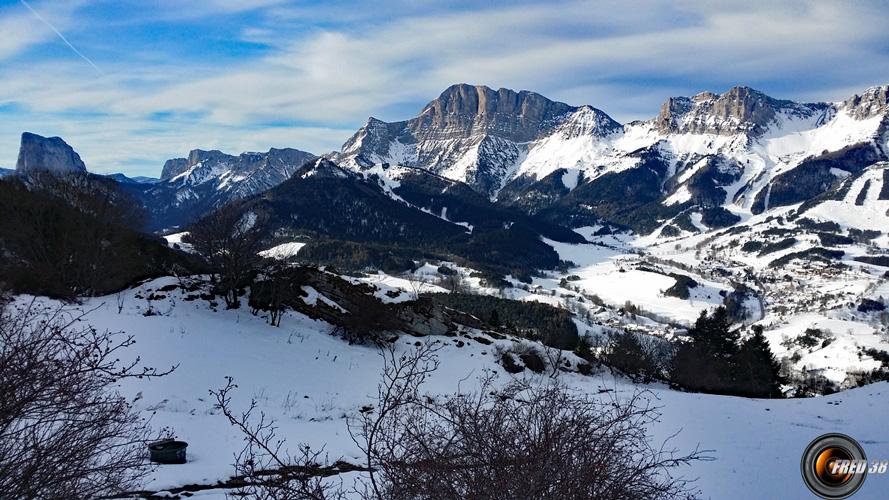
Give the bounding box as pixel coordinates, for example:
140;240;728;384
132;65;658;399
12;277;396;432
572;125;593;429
331;83;622;195
333;83;889;235
158;147;315;195
5;83;889;500
139;147;316;230
106;172;158;184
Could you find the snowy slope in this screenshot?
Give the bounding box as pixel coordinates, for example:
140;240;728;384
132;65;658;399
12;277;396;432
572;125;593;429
806;163;889;232
12;279;889;499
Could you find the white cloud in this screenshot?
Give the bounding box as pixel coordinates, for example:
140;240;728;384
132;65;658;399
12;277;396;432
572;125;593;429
109;0;889;124
1;0;888;174
0;0;88;61
0;11;50;60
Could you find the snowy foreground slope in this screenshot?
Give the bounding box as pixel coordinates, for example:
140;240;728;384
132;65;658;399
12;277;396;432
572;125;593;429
16;277;889;499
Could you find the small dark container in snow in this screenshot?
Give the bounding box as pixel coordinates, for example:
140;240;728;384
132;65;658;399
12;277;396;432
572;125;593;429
148;439;188;464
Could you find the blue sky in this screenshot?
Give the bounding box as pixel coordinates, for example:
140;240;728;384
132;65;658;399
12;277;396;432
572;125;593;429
1;0;888;177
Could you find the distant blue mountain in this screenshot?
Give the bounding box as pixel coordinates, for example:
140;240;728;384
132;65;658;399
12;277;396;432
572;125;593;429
106;172;159;184
0;167;13;177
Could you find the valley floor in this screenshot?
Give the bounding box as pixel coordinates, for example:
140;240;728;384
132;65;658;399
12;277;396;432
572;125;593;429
14;277;889;499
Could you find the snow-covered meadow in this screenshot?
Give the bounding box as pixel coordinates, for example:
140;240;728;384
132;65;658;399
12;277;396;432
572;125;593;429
12;277;889;499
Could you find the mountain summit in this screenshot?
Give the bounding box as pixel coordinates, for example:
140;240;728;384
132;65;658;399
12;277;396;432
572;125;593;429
15;132;88;174
652;86;830;136
138;146;316;230
330;82;889;234
334;84;620;195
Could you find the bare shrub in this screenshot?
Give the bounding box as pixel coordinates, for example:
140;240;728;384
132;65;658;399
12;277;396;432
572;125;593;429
352;344;705;500
186;204;265;309
250;260;305;327
0;300;174;498
329;298;399;346
438;268;466;293
211;378;346;500
403;271;428;301
217;343;705;500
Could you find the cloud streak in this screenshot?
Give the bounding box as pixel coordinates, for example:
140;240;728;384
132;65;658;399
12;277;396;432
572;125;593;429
18;0;102;75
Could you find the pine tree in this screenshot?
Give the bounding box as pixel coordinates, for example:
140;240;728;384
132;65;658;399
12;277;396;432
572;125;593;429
488;308;500;327
606;331;655;380
735;325;784;398
574;336;593;361
671;307;741;394
688;306;738;358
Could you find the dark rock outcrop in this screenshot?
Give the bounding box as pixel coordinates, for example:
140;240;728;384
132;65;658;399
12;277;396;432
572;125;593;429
160;158;188;180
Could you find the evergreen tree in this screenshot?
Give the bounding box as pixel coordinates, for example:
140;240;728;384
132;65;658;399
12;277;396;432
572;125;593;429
671;307;739;395
574;336;593;361
670;342;728;394
671;309;784;398
687;306;738;358
488;308;501;328
606;331;656;380
734;325;784;398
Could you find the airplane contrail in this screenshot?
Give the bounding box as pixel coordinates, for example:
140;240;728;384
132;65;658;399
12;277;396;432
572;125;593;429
20;0;103;75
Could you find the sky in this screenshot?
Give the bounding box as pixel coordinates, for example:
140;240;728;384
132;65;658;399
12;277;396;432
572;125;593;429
1;0;888;177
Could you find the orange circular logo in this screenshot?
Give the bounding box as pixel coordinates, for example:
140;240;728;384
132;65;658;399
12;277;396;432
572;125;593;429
813;447;854;486
801;434;867;499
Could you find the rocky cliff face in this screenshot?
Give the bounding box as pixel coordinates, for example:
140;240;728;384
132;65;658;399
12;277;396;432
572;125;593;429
15;132;88;174
160;158;188;180
334;84;620;196
334;82;889;236
653;86;830;136
410;83;583;142
843;85;889;120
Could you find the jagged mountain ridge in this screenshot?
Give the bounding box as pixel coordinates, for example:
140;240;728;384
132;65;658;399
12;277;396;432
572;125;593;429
8;133;318;231
331;84;621;195
333;83;889;235
136;146;316;230
10;83;889;239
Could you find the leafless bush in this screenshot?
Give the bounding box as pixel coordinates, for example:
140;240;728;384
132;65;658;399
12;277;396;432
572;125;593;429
217;342;705;500
329;299;399;346
404;272;428;301
186;204;265;309
0;300;174;498
211;378;346;500
250;259;304;327
438;270;466;293
541;343;568;377
352;344;705;500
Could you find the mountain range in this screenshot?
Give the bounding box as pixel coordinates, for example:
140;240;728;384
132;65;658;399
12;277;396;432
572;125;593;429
332;83;889;232
10;82;889;239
